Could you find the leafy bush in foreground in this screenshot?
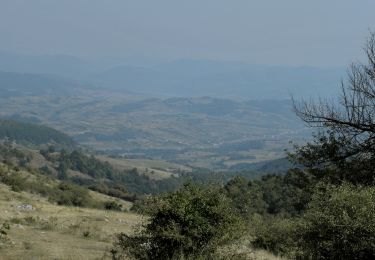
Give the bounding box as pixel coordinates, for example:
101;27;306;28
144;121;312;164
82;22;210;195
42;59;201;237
297;183;375;259
251;215;297;257
111;183;241;259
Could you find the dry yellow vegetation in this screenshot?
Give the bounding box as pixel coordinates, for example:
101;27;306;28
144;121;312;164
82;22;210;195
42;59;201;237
0;183;143;260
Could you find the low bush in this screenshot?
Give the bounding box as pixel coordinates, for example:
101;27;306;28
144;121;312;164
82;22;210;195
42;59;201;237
296;183;375;259
51;182;97;207
111;183;242;259
251;215;297;256
0;222;10;243
0;170;27;192
103;201;123;211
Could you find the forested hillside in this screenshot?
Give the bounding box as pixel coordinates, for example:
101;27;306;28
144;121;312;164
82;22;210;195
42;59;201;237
0;119;76;148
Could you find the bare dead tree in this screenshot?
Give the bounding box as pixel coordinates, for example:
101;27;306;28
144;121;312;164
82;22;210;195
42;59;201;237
290;32;375;184
293;32;375;160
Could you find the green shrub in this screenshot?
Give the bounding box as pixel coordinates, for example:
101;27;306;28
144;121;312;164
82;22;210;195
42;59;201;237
224;176;267;217
130;195;164;215
0;222;10;247
82;230;91;238
111;183;241;259
0;171;27;192
251;214;297;256
39;165;53;175
103;201;122;211
297;183;375;259
51;182;95;207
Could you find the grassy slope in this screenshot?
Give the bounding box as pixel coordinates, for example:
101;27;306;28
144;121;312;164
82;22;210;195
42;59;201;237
0;183;141;260
0;183;285;260
97;155;191;180
0;162;285;260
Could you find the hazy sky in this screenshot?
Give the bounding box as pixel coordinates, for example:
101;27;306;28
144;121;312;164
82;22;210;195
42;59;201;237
1;0;374;67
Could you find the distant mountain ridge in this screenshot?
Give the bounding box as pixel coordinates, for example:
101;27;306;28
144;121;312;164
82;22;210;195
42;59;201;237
0;51;94;79
0;51;345;99
92;60;345;99
0;70;87;96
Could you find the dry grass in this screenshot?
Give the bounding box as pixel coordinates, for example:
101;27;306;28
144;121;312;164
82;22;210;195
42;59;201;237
0;183;143;260
0;184;285;260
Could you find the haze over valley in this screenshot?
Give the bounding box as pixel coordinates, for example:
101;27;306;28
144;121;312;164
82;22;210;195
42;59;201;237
0;62;315;169
1;1;375;259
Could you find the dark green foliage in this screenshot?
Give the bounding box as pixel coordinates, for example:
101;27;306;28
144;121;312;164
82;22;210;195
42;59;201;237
0;169;27;192
0;142;31;166
56;149;187;195
222;169;319;257
236;163;375;258
88;182;137;202
0;222;10;245
258;169;316;215
0;119;75;148
297;183;375;259
111;235;148;260
251;215;297;256
103;201;123;211
112;183;241;259
57;162;68;180
39;165;53;175
130;195;161;215
51;182;96;207
225;169;316;217
43;147;298;200
224;176;267;217
39;149;50;159
59;150;114;179
229;157;292;172
118;168;184;194
290;131;375;185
